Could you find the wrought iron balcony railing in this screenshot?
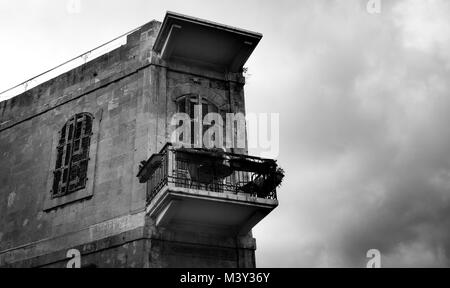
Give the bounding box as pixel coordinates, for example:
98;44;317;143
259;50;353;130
137;143;283;204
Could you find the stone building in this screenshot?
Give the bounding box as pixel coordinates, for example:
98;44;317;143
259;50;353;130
0;12;282;268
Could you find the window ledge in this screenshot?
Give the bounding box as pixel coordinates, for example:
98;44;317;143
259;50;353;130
43;188;93;211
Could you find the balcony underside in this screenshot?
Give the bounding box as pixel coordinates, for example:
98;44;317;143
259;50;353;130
146;185;278;236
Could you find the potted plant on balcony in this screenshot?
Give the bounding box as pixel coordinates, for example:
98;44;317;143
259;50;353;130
238;167;285;198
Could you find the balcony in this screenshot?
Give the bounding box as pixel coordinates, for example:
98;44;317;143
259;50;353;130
137;143;283;236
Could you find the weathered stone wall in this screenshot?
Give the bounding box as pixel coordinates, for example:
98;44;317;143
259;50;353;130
3;228;145;268
0;20;161;266
145;216;256;268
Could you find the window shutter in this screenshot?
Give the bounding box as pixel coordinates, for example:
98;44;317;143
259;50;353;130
52;113;93;197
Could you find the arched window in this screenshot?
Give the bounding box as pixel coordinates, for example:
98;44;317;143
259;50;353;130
52;113;93;197
176;94;219;146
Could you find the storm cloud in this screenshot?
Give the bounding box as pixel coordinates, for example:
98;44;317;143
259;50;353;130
249;0;450;267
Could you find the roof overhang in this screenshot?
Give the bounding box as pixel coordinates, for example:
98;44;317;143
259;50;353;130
153;11;262;72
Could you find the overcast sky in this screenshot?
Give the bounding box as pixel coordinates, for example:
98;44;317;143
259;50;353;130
1;0;450;267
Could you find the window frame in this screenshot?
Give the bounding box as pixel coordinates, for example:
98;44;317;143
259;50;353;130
52;113;93;198
44;109;102;211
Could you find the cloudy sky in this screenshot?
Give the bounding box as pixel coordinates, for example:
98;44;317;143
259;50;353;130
1;0;450;267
